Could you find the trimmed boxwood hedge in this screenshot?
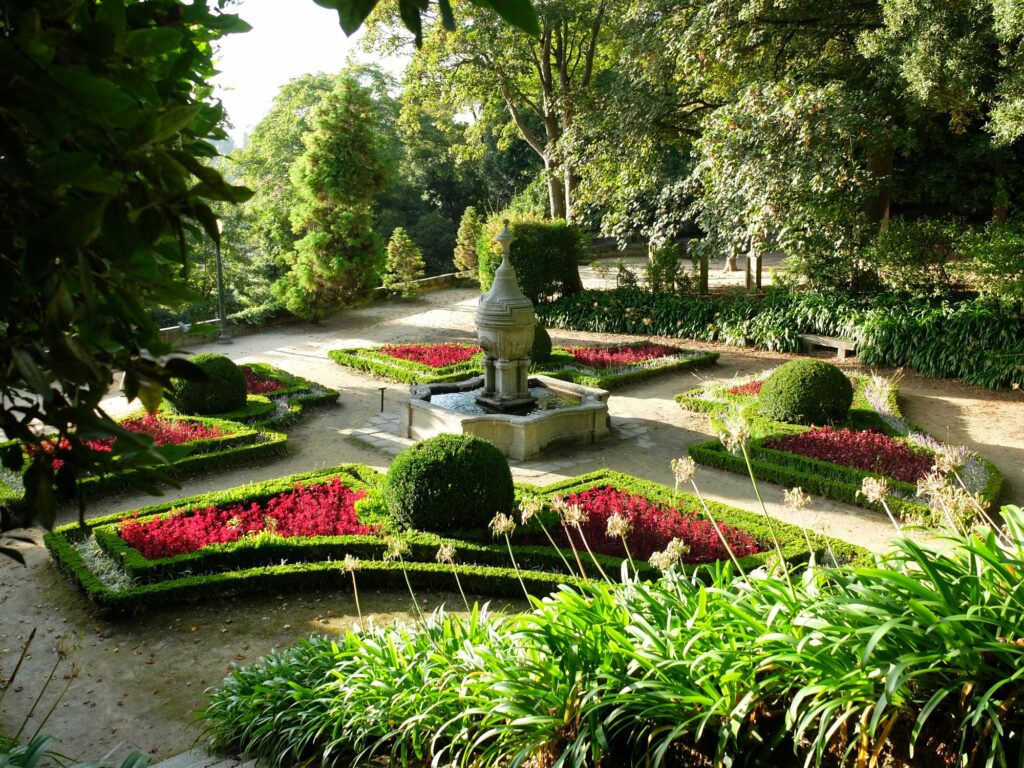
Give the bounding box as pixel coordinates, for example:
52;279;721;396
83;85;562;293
677;373;1004;523
0;414;288;511
328;346;483;385
535;346;719;389
45;466;870;617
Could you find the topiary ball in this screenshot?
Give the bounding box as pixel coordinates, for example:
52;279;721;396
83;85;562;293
384;433;514;533
170;353;248;415
758;359;853;425
531;324;552;363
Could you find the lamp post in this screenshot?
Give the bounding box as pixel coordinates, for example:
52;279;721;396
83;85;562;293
215;220;231;344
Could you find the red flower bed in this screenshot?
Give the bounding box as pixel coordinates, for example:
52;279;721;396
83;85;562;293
728;380;763;397
119;478;373;559
565;342;681;370
32;415;224;471
380;343;480;368
241;365;285;395
552;486;763;563
766;427;934;484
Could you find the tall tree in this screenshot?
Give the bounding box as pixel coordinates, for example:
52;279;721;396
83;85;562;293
372;0;610;222
273;76;392;319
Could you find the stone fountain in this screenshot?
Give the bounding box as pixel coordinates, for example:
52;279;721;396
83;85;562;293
400;221;609;460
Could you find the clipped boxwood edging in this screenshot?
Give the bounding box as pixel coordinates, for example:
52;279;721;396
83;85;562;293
328;346;483;385
0;415;289;509
44;466;870;617
678;373;1004;522
535;347;719;389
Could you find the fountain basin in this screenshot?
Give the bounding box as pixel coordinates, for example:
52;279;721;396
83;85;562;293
401;375;610;460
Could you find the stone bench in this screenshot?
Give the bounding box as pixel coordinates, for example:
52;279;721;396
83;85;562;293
798;333;857;360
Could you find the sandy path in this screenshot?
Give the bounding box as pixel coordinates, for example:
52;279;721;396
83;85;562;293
1;285;1021;763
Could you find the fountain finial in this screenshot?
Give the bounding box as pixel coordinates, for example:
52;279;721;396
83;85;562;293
496;219;513;263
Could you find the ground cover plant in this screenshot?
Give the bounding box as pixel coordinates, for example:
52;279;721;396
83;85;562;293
42;462;861;617
328;343;484;384
164;362;339;431
535;341;718;389
0;413;287;513
677;369;1003;528
536;288;1024;389
329;340;717;388
200;502;1024;767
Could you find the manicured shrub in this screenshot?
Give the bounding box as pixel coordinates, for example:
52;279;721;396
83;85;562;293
758;359;852;425
478;215;584;302
384;434;514;533
170;353;248;415
382;227;426;298
454;206;483;274
531;324;552;362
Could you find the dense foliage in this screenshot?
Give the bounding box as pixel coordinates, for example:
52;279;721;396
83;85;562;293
758;360;854;425
169;353;248;416
478;218;586;301
384;434;514;533
766;427;935;484
538;288;1024;389
202;506;1024;767
0;0;252;533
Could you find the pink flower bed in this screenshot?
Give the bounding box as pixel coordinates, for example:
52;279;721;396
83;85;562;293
119;478;373;559
766;427;934;484
728;380;763;397
380;343;480;368
565;342;681;370
33;415;224;471
241;365;285;395
554;486;763;562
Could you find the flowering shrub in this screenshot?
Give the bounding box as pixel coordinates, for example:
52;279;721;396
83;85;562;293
728;380;764;397
241;365;285;395
120;478;372;559
767;427;935;484
379;343;480;368
565;342;681;370
555;486;763;562
31;415;224;471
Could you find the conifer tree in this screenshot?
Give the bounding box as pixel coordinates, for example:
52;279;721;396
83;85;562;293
383;227;427;298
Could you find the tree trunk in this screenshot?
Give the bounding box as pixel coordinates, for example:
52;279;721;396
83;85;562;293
545;159;566;219
865;148;894;227
563;165;577;223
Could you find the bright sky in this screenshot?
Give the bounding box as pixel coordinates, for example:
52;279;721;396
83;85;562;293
213;0;406;146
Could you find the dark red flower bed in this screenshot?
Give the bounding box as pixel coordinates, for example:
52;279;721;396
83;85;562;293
728;380;764;397
119;478;373;559
766;427;934;484
380;343;480;368
549;486;763;563
32;415;224;471
564;342;681;370
241;365;285;395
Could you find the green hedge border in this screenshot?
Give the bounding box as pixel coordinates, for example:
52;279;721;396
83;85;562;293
45;466;870;617
535;346;719;389
0;415;289;509
328;346;483;385
677;374;1004;521
163;362;340;431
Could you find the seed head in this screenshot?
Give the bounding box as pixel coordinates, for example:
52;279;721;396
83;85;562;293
606;513;632;540
718;413;750;454
436;544;456;564
489;512;516;538
519;497;543;525
383;538;410;562
784;486;811;513
343;554;359;573
859;476;890;505
671;456;697;485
